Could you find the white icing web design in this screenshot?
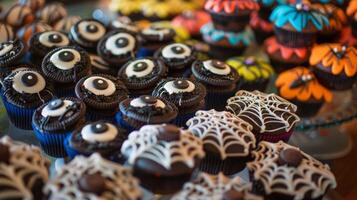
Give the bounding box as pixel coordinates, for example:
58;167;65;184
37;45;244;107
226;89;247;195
226;90;300;134
247;141;337;200
186;110;256;159
44;153;142;200
121;125;205;170
0;136;50;200
172;173;262;200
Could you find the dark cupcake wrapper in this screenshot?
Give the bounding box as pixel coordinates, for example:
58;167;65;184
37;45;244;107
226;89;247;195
53;83;76;98
254;129;293;143
290;100;324;118
208;44;246;60
350;18;357;38
252;28;274;44
174;111;196;128
199;154;249;175
209;12;250;32
274;27;316;48
317;31;341;44
85;109;116;123
1;95;35;130
205;90;236;111
269;58;308;74
115;111;136;133
313;66;357;91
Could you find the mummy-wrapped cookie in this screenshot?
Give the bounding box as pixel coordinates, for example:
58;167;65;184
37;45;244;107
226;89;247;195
117;95;178;131
75;74;128;122
2;4;35;30
138;26;175;57
36;3;67;25
172;172;263;200
152;78;206;127
18;0;45;11
41;46;91;97
0;22;15;43
226;90;300;143
247;141;337;200
121;124;205;194
69;19;106;50
54;16;82;33
65;121;127;161
97;30;138;66
109;16;139;34
32;97;86;157
1;68;54;129
117;57;168;95
44;153;143;200
0;136;50;200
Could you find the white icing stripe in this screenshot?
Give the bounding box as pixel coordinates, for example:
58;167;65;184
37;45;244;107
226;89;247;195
83;76;116;96
81;123;118;143
41;100;74;117
49;48;81;70
203;60;231;75
12;70;46;94
161;43;191;59
111;20;138;33
125;59;154;78
77;21;106;42
0;43;14;56
130;98;166;108
163;80;195;94
39;31;69;47
105;32;136;56
187;110;256;159
142;27;170;41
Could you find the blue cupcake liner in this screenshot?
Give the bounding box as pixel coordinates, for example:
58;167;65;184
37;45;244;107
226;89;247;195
85;110;115;123
54;86;76;98
205;90;236;111
32;124;72;158
136;47;156;58
174;111;196;128
115;111;136;133
1;95;35;130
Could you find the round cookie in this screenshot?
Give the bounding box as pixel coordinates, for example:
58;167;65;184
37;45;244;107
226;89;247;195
2;4;35;30
18;0;45;11
0;39;25;68
36;3;67;26
108;16;139;35
0;22;15;43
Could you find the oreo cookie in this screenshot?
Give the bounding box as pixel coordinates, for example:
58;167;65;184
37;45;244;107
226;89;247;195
0;40;25;68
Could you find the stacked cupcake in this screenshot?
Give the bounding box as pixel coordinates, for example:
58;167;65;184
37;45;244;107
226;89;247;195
201;0;258;59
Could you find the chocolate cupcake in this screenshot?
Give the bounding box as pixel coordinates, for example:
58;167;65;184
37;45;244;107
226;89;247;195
75;74;128;122
18;0;45;11
191;59;239;110
32;97;86;157
2;4;35;30
89;53;116;75
29;30;70;62
226;56;274;92
97;30;138;67
172;172;263;200
152;78;206;127
108;16;139;35
204;0;259;32
44;153;143;200
201;23;255;60
41;46;91;97
0;39;25;70
138;26;176;57
154;43;196;77
117;57;168;96
121;124;205;194
64;121;127;161
310;44;357;90
69;19;107;51
36;3;67;26
226;90;300;143
1;68;54;129
16;21;52;44
187;110;256;175
117;95;178;131
276;67;333;117
0;136;50;200
0;22;15;43
347;0;357;38
247;141;337;200
54;16;82;33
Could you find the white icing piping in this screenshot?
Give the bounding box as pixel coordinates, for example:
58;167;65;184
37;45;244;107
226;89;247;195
12;70;46;94
81;123;118;143
39;31;69;47
125;59;155;78
77;21;106;42
130;98;166;108
202;60;231;75
163;80;195;95
49;48;81;70
83;76;116;96
161;43;191;59
41;100;74;117
104;32;135;56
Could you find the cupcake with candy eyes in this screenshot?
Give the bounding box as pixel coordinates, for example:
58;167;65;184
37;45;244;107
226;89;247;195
226;90;300;143
97;30;138;68
54;16;82;33
121;124;205;194
0;39;26;78
29;31;70;65
41;46;91;97
152;78;206;127
137;26;176;57
43;153;143;200
187;110;256;175
172;11;211;40
276;67;333;117
154;43;196;77
36;3;67;26
32;97;86;157
117;57;168;96
247;141;337;200
191;59;239;111
75;74;128;122
89;53;116;75
0;22;15;43
2;4;35;30
310;44;357;90
69;19;107;52
64;121;127;161
117;95;178;131
1;68;54;130
226;56;274;92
